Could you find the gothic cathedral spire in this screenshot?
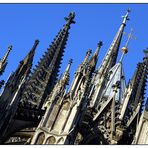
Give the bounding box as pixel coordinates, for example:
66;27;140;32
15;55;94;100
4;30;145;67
0;45;12;76
20;12;75;109
89;9;131;108
0;40;38;138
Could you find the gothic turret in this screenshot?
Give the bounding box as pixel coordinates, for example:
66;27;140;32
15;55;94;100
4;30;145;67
0;40;38;106
69;49;92;94
15;40;39;80
0;45;12;76
89;41;103;72
119;48;148;123
31;43;102;144
113;48;148;144
89;9;131;108
0;40;38;139
132;97;148;144
31;59;72;144
20;12;75;110
43;58;72;109
70;42;102;98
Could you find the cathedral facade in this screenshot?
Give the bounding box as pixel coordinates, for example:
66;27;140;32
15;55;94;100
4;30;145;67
0;10;148;145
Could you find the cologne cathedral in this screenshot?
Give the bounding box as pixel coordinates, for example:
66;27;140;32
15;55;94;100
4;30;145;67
0;9;148;145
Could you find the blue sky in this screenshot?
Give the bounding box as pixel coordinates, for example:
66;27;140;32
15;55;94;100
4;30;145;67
0;4;147;98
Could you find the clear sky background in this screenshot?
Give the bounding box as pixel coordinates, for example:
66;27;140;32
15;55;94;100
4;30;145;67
0;4;147;99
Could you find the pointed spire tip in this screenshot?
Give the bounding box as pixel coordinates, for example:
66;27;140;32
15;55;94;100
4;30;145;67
35;39;39;44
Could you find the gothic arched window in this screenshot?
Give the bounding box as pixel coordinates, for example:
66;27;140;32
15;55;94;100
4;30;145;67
45;136;56;144
53;101;70;131
36;132;45;144
62;101;70;110
57;137;64;144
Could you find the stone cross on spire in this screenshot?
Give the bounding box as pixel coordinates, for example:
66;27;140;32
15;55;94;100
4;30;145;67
64;12;76;25
122;8;131;25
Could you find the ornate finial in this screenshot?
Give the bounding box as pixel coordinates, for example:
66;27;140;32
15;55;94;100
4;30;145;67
35;39;39;44
144;48;148;57
8;45;12;51
122;9;131;24
65;58;73;73
69;58;73;65
127;8;131;13
96;41;103;53
94;41;103;56
64;12;76;24
98;41;103;48
86;49;92;56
